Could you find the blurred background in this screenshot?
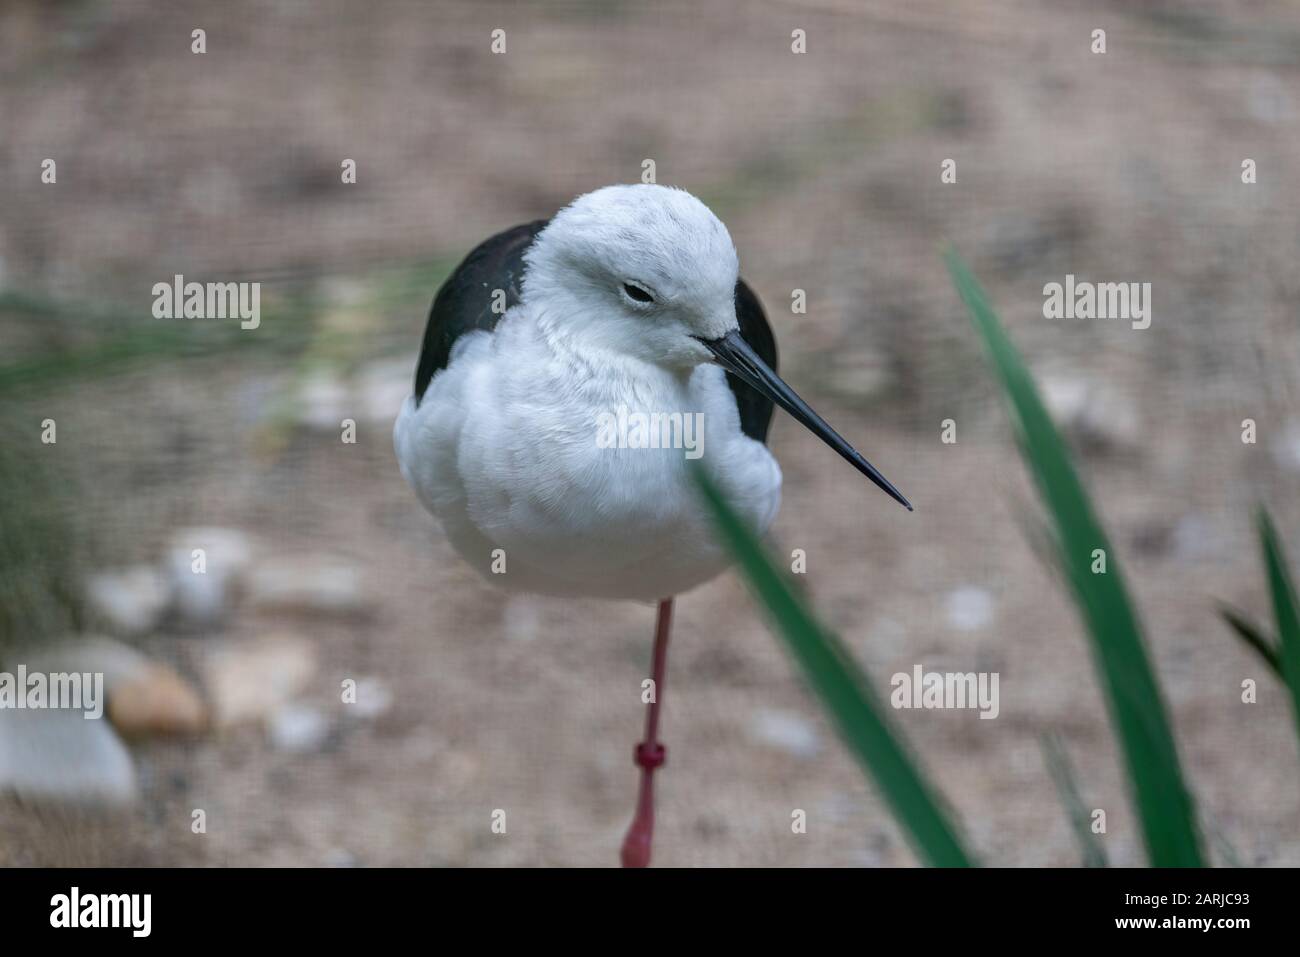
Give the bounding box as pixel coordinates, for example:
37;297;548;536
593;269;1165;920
1;0;1299;866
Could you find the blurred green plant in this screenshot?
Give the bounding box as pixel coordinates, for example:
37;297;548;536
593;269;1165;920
1040;732;1108;867
946;248;1203;867
0;409;88;660
0;254;455;399
1219;603;1283;677
692;468;972;868
1257;509;1300;733
692;252;1223;867
1220;510;1300;746
0;289;268;397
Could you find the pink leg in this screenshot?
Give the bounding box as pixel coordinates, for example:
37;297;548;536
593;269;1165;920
620;597;673;868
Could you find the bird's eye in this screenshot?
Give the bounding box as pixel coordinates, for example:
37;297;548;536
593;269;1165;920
622;282;655;304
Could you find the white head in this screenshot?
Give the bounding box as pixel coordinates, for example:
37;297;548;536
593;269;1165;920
522;184;740;369
521;184;913;510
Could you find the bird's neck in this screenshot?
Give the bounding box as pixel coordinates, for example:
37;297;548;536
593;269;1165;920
529;300;696;388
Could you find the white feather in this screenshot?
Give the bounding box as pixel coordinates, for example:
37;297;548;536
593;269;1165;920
394;185;782;601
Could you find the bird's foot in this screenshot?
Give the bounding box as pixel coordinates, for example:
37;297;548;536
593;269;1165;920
620;741;666;868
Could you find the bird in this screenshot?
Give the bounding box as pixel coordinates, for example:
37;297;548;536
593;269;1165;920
394;184;910;866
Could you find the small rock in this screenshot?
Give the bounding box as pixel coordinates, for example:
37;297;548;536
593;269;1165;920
945;586;995;632
1081;389;1141;449
107;664;208;738
749;708;821;759
1041;373;1141;452
85;565;169;637
345;677;393;721
0;707;136;806
1041;374;1089;423
267;705;330;753
26;635;150;689
248;556;371;619
167;527;254;629
203;634;317;728
168;562;228;628
24;636;208;738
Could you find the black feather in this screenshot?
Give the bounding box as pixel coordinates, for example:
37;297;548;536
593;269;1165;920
730;279;777;443
413;219;548;403
413;220;779;445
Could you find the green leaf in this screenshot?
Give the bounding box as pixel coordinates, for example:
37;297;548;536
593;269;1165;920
1218;603;1283;678
1040;733;1108;868
691;466;972;867
1257;508;1300;745
946;248;1202;867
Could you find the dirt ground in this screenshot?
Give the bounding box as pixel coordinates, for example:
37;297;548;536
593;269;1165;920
2;0;1300;866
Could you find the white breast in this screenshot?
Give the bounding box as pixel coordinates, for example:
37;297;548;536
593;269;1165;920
393;308;782;601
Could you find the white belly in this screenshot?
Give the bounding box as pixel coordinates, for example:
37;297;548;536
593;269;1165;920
393;320;781;602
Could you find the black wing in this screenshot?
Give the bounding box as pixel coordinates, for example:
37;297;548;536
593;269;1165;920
413;220;778;444
413;219;549;404
731;279;777;443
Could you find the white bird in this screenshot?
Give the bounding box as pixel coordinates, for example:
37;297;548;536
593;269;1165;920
394;184;910;866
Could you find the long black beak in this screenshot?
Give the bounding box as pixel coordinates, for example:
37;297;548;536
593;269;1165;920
699;330;913;511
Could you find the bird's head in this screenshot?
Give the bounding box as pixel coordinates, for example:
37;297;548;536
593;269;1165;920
523;184;911;510
523;184;740;368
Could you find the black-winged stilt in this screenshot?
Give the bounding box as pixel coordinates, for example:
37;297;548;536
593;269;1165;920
394;184;910;866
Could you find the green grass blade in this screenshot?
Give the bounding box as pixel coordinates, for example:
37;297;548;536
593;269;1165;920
1218;603;1283;678
1257;508;1300;744
1040;733;1108;867
691;467;972;867
946;248;1202;867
